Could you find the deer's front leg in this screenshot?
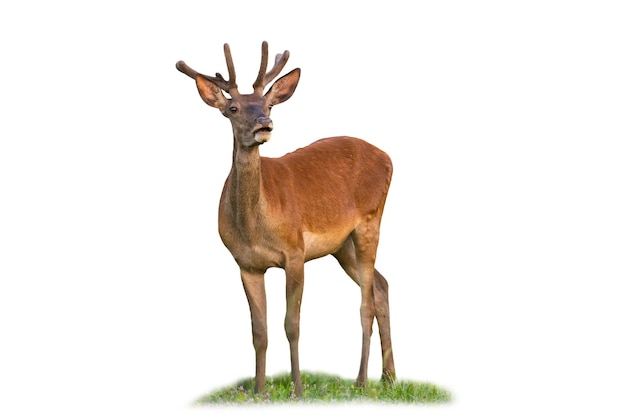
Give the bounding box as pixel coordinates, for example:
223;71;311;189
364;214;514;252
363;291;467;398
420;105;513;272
241;269;267;393
284;258;305;397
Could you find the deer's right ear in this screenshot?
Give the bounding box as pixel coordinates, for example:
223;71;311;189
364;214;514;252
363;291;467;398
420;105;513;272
196;76;228;109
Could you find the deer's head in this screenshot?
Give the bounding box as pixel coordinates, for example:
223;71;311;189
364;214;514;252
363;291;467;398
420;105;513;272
177;42;300;147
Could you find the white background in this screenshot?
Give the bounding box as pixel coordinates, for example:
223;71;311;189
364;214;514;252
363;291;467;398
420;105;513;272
1;1;625;417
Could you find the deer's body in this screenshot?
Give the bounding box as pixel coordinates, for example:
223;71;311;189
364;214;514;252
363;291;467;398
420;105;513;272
219;136;392;267
176;42;396;396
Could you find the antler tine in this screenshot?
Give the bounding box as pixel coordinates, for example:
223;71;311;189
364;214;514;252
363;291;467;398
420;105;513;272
176;61;200;79
263;50;290;86
253;41;290;93
175;43;238;93
253;41;269;92
220;43;238;93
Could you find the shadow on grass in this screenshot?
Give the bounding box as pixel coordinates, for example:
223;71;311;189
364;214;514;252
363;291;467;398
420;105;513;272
195;371;452;405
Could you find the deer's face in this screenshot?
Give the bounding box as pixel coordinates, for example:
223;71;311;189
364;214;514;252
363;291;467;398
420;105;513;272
222;93;274;147
190;68;301;148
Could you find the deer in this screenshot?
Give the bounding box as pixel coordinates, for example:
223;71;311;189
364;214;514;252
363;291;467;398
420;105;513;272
175;41;396;397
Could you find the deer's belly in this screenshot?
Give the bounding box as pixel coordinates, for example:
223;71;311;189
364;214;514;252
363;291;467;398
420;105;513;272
303;229;350;261
219;222;351;269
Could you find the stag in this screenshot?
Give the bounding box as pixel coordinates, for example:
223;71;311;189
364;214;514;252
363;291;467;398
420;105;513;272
176;42;396;396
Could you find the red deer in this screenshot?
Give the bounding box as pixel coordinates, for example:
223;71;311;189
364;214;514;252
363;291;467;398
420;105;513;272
176;41;396;396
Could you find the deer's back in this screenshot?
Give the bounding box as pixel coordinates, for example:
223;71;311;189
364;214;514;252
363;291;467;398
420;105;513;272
261;136;392;226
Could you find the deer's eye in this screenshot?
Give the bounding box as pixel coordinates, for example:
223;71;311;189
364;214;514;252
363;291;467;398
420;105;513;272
229;106;238;113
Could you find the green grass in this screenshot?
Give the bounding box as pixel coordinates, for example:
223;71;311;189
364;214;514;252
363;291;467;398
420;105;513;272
195;372;452;405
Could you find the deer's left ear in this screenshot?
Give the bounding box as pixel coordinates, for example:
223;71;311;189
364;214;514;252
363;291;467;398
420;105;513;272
265;68;300;106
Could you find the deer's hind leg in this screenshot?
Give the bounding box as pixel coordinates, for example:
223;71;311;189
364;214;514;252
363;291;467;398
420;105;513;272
332;237;396;384
371;268;396;383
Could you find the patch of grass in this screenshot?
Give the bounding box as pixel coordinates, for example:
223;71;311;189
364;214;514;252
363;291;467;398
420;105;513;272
195;372;452;405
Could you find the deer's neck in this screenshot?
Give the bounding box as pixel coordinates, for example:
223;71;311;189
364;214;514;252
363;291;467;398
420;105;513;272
226;142;264;233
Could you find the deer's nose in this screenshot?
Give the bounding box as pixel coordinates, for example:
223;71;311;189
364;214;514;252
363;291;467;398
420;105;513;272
255;116;273;128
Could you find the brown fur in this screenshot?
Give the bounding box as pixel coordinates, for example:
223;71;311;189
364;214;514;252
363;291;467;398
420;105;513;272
177;42;396;396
